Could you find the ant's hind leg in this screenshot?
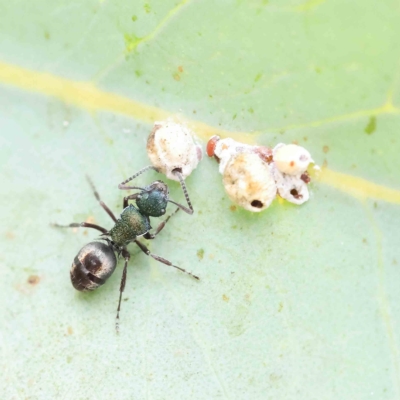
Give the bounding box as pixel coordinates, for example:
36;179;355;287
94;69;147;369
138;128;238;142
134;239;199;280
115;248;130;333
51;222;108;234
86;176;117;223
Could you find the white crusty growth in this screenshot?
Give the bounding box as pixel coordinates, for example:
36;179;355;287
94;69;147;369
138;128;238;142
271;143;314;205
213;137;255;174
147;120;202;181
210;137;276;212
273;143;314;175
207;136;316;211
272;167;309;205
223;153;277;212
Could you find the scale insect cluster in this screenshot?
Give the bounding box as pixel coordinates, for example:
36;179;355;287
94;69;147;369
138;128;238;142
207;135;316;211
146;119;203;181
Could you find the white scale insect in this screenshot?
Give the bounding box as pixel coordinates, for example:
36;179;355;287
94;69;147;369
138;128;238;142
147;119;202;181
207;136;315;212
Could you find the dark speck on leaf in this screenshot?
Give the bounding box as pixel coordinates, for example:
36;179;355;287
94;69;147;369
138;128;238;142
27;275;40;285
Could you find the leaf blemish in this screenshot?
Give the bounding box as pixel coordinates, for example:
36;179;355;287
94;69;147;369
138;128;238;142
124;33;141;53
254;73;263;82
364;115;376;135
197;248;204;260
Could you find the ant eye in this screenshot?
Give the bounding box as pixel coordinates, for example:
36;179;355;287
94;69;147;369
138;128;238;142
147;119;202;181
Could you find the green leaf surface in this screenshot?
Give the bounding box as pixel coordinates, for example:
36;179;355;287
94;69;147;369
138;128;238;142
1;1;400;399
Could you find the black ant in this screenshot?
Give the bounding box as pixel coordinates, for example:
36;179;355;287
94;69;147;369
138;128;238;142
53;168;198;332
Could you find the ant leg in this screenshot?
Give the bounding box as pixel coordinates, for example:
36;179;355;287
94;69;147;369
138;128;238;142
167;170;194;215
51;222;107;234
86;175;117;223
118;166;159;190
123;193;140;209
116;248;130;333
143;207;180;240
134;239;199;280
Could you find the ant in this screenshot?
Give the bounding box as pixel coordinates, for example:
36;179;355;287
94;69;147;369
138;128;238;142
53;168;198;332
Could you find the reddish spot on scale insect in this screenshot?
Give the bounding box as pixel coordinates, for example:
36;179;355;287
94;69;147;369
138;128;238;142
253;146;273;164
206;135;220;157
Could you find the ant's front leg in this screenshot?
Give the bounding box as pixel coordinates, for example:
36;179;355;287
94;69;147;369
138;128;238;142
122;193;141;209
86;176;117;223
142;207;180;240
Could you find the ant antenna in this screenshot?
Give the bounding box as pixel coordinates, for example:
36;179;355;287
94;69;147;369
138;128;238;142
118;166;194;214
118;166;159;189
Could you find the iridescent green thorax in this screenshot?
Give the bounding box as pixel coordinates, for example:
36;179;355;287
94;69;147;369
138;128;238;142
136;181;169;217
109;205;151;247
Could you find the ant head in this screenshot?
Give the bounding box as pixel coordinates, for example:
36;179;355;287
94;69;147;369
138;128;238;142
145;180;169;195
136;180;169;217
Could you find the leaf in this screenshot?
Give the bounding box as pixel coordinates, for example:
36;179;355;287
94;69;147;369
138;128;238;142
1;0;400;398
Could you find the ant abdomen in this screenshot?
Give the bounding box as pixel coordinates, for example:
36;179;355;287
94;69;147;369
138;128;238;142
70;242;117;292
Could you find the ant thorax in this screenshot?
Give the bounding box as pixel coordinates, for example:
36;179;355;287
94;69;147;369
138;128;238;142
109;205;151;247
